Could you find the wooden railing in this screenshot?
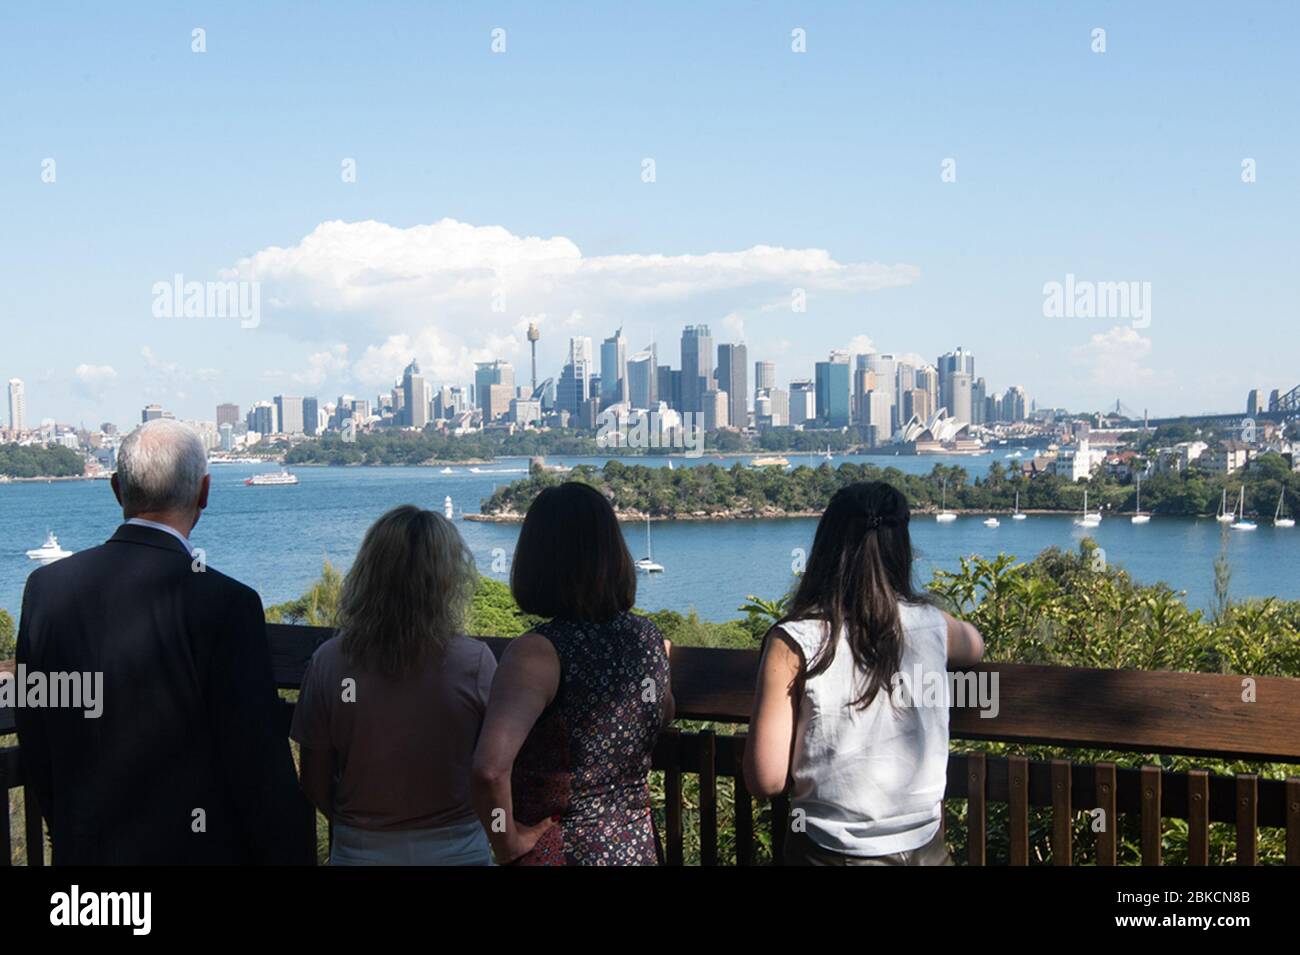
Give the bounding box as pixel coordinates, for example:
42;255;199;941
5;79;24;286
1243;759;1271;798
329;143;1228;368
4;625;1300;865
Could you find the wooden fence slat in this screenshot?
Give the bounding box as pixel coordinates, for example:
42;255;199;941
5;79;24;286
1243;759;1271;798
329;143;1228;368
1051;759;1072;866
698;729;717;867
967;751;986;866
662;728;683;866
1140;764;1162;866
1095;762;1117;866
1235;773;1257;866
1008;755;1029;866
1188;770;1209;865
731;742;753;867
1287;778;1300;867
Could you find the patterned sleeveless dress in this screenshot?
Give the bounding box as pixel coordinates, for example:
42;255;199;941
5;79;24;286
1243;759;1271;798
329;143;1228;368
510;611;670;865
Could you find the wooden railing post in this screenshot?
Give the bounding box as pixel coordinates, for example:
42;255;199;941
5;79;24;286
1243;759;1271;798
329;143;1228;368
1139;765;1162;866
1051;759;1072;866
1235;773;1257;866
698;729;717;866
967;751;986;866
1095;763;1117;866
661;727;683;866
1008;755;1029;866
1187;770;1209;865
1287;778;1300;867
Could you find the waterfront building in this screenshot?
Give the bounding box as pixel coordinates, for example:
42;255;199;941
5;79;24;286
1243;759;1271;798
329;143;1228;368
6;378;23;433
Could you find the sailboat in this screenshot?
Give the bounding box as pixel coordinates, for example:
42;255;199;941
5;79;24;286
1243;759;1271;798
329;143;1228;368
444;495;454;520
1131;474;1151;524
823;445;834;461
1011;490;1027;520
1216;488;1235;523
1231;486;1257;531
1074;489;1101;527
635;515;664;573
1274;489;1295;528
935;480;957;522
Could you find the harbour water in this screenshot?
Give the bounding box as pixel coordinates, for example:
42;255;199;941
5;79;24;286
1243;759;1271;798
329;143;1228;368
2;455;1296;623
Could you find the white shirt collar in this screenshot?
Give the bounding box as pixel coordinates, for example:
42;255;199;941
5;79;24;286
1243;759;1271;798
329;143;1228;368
126;518;195;555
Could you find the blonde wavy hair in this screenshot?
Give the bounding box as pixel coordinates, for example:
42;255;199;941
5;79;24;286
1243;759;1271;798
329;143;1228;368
337;505;477;676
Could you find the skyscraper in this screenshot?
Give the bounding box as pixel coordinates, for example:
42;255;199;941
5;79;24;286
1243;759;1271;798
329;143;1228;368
216;403;241;429
754;361;776;395
600;329;628;405
475;359;515;423
716;342;748;429
141;404;164;423
703;389;729;431
815;352;851;428
556;337;594;416
401;359;430;429
303;397;320;435
789;380;816;427
274;395;305;434
8;378;26;432
680;325;713;415
627;347;658;409
247;401;276;435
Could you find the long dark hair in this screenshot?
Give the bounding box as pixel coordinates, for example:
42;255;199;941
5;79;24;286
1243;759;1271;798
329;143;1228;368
511;482;636;623
780;481;924;709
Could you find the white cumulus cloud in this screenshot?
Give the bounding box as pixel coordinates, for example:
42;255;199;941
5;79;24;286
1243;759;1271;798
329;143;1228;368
229;218;921;388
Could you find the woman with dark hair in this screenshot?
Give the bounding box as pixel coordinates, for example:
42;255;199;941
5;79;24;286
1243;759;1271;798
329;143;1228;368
743;481;984;866
471;482;674;865
291;505;495;865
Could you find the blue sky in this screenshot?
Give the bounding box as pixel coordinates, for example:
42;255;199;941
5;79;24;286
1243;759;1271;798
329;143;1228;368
2;1;1297;426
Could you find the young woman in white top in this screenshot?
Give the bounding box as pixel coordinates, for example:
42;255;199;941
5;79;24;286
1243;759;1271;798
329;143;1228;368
743;481;985;865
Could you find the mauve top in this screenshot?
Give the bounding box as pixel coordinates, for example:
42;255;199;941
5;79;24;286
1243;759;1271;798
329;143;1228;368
290;634;496;831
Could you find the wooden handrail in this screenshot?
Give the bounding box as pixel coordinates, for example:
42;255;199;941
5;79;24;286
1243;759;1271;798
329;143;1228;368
259;624;1300;764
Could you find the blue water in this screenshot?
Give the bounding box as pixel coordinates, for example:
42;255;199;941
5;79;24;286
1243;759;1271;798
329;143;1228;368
2;455;1295;623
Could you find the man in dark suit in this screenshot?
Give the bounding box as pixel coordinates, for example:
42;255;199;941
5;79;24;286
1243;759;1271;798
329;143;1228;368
16;419;313;864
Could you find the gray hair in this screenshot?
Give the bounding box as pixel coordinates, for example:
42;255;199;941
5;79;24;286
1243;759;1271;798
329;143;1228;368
115;419;209;516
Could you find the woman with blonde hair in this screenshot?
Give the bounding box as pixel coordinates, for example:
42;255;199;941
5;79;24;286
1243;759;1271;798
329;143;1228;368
291;505;495;865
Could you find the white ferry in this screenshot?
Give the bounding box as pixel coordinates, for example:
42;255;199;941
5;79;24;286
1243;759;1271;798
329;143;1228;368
245;470;299;487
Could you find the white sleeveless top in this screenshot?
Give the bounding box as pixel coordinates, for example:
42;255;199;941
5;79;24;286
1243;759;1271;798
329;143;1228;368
779;601;949;856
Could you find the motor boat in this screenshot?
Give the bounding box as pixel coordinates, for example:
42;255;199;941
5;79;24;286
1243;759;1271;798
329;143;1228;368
27;531;72;562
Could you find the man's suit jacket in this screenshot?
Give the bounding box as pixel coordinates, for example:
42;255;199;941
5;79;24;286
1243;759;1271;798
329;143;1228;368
15;523;314;864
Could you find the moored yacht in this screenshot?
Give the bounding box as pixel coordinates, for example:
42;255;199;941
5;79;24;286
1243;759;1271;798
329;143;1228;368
1231;486;1256;531
1274;489;1295;528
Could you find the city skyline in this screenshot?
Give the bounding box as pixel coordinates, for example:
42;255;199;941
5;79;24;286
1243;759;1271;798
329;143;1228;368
3;4;1298;425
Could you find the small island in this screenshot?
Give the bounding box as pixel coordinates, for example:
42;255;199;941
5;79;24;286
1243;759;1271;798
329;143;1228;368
472;456;1300;522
